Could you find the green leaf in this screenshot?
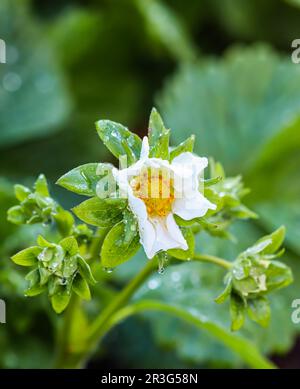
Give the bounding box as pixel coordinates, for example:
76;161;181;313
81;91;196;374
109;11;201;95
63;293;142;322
0;0;71;148
72;197;126;227
168;227;195;260
134;0;196;63
37;235;53;248
51;288;71;314
101;221;141;268
123;209;138;244
59;236;79;256
11;246;40;266
14;184;31;202
77;256;96;285
134;260;274;368
34;175;49;197
7;205;26;225
72;274;91;300
170;135;195;161
148;107;170;159
96;120;142;163
53;210;74;237
25;284;46;297
56;163;113;197
247;297;270;327
230;294;245;331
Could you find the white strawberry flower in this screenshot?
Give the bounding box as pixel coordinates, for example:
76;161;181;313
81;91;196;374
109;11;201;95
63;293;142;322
112;136;216;259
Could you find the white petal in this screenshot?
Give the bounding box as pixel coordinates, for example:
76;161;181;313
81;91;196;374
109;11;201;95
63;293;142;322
171;152;208;175
171;152;208;199
147;214;188;258
127;191;156;258
172;191;216;220
140;136;150;159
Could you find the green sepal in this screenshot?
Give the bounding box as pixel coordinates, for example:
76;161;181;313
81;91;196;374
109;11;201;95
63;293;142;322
72;274;91;300
77;256;97;285
34;174;50;197
230;293;245;331
168;227;195;260
59;236;79;256
53;210;74;237
215;276;232;304
247;297;271;327
148;107;170;159
170;135;195;161
51;287;72;314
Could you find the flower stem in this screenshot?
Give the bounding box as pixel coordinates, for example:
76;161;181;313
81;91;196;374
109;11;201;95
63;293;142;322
53;294;80;368
75;259;156;366
193;253;232;269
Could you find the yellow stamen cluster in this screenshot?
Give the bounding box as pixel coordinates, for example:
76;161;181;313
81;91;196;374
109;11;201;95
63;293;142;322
131;168;174;217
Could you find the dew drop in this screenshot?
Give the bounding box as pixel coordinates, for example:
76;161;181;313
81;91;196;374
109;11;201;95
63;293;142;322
103;267;114;273
148;279;160;290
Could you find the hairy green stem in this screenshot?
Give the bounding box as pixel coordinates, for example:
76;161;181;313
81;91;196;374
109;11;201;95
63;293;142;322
54;295;80;368
193;253;232;269
104;300;276;369
54;252;232;368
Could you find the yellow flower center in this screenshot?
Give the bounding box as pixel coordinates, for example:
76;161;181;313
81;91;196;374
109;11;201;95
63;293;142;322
131;168;174;217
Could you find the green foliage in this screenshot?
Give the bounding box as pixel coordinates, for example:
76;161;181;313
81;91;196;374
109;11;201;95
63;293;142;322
216;227;292;330
0;0;71;148
12;235;95;313
7;175;57;226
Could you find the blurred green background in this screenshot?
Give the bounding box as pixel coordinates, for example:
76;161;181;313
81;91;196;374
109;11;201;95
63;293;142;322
1;0;300;368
